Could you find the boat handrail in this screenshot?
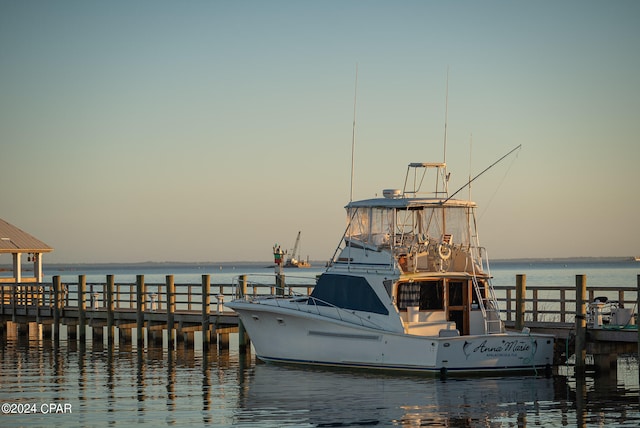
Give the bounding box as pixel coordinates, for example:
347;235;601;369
299;295;386;330
230;273;318;298
247;294;386;331
230;276;385;330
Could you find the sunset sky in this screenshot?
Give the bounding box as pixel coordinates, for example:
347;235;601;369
1;1;638;263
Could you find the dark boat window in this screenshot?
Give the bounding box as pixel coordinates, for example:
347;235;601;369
448;281;464;306
310;274;388;315
397;281;444;311
420;281;444;310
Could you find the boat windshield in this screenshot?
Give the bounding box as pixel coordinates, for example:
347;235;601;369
344;202;486;274
346;204;477;250
309;274;389;315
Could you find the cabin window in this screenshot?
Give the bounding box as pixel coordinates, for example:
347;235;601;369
397;282;420;309
472;280;486;308
420;281;444;310
397;281;444;311
448;281;465;306
310;274;388;315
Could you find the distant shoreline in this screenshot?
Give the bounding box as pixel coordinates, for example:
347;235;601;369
491;256;637;264
1;256;636;271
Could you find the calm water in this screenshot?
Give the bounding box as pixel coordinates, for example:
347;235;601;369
1;260;639;427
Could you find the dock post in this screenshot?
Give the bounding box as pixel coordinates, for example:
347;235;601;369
515;274;526;331
53;276;61;342
107;275;115;345
29;321;41;341
239;275;247;299
202;274;211;350
218;329;230;349
35;284;42;325
79;275;86;342
276;272;285;296
575;274;587;374
167;275;175;349
238;275;250;351
136;275;145;348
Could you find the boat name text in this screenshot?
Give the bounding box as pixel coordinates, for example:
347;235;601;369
464;339;533;359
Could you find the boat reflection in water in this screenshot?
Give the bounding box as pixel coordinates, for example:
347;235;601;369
237;360;640;427
238;363;561;426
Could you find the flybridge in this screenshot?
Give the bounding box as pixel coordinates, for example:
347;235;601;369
402;162;450;199
382;163;449;200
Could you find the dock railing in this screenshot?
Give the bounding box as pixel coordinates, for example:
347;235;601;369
1;275;637;328
493;284;638;325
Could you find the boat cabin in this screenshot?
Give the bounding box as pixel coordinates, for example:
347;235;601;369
394;276;495;336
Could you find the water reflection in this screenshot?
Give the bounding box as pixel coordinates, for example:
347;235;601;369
236;360;639;427
0;333;638;427
238;364;558;426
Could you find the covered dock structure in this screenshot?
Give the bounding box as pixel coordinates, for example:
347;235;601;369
0;218;53;283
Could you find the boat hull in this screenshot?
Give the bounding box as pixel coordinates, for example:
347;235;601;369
228;300;555;375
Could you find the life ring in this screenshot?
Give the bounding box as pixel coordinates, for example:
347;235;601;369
438;242;452;260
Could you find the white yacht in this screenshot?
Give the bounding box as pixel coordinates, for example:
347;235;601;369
227;162;554;374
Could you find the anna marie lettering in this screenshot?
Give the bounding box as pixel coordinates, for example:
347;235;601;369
473;340;531;354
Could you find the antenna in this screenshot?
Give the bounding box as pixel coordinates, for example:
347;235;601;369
443;66;449;164
468;133;473;200
349;63;358;202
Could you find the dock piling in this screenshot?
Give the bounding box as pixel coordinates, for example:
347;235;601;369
167;275;175;349
79;275;86;342
202;274;210;349
53;276;61;342
107;275;115;345
238;275;249;351
276;273;285;297
515;274;526;331
136;275;145;347
575;274;587;374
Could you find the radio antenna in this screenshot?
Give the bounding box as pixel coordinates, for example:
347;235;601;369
349;63;359;202
468;133;473;201
443;66;449;164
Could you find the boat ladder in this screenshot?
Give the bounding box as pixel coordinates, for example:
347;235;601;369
472;275;503;334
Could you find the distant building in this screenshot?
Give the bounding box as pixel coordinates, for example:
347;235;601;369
0;218;53;283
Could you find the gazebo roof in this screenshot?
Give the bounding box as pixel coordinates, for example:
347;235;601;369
0;218;53;253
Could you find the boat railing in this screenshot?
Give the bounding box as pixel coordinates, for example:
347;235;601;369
470;246;503;333
230;274;316;298
478;247;491;276
230;275;385;330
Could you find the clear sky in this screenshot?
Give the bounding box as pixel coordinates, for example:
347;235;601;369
1;1;639;263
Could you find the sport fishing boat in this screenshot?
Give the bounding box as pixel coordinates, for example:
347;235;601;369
227;161;555;374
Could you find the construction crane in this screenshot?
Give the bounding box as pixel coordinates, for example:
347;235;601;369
285;231;310;268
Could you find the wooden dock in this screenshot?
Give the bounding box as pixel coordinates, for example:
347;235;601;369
497;274;639;373
0;274;248;350
1;273;638;373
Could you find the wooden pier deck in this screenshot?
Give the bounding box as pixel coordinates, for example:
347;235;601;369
1;273;638;372
0;274;247;349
